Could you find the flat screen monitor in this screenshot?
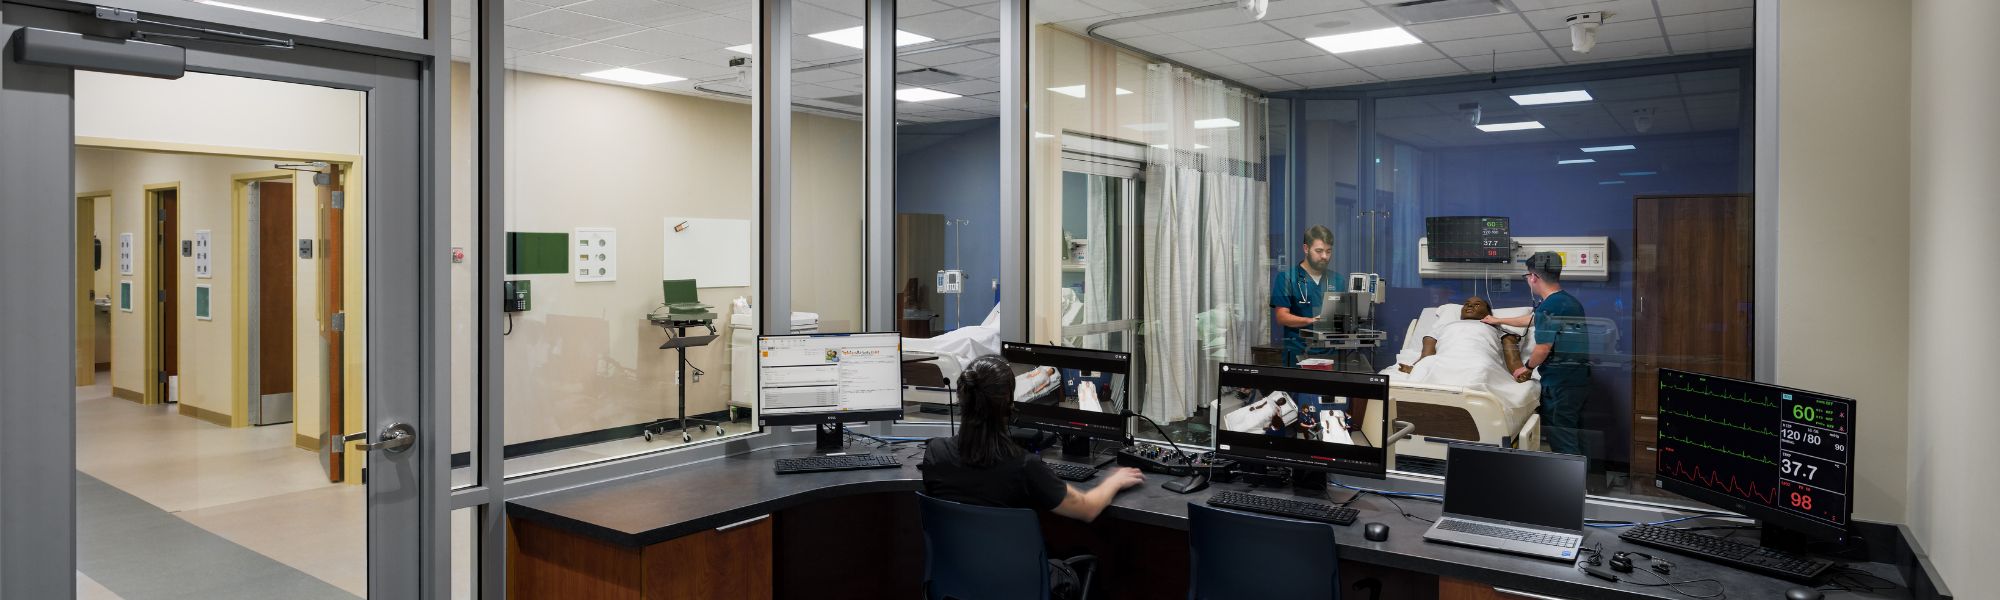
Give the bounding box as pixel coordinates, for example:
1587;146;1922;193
758;332;905;425
1654;368;1856;540
1427;216;1511;263
1213;363;1391;480
1443;444;1587;532
1001;342;1129;442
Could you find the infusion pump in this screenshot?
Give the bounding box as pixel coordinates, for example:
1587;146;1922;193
1417;236;1610;281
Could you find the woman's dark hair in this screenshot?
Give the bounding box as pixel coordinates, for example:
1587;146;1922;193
954;355;1023;468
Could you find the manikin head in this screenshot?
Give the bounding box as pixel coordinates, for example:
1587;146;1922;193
1460;296;1494;320
1301;225;1334;274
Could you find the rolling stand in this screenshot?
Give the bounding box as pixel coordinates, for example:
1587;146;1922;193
644;317;721;443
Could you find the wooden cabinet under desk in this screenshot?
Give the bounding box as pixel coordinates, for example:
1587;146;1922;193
508;513;773;600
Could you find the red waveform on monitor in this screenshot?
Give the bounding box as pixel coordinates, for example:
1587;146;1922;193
1660;456;1777;505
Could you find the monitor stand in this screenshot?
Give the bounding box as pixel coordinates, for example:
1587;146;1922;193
814;422;848;453
1293;469;1361;503
1060;434;1095;460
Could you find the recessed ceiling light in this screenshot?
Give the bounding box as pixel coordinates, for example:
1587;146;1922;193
1580;144;1636;152
198;0;325;22
809;26;933;50
1619;170;1657;176
726;44;753;54
1194;118;1240;129
1558;159;1596;165
1047;85;1088;98
896;87;960;102
1474;121;1545;132
1599;180;1626;185
581;68;685;85
1304;27;1422;54
1511;90;1593;105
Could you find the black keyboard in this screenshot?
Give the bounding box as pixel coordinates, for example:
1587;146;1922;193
1437;518;1578;547
1046;462;1098;482
1621;525;1834;582
773;454;902;474
1207;491;1358;526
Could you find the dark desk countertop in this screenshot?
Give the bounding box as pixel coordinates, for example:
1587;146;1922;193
509;443;1926;600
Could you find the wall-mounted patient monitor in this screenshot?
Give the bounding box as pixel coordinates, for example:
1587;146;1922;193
758;332;905;452
1214;364;1391;493
1001;342;1131;458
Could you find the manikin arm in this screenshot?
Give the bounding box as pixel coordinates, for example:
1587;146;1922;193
1399;337;1438;373
1501;333;1527;381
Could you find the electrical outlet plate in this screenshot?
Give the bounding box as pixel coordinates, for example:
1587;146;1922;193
573;227;617;282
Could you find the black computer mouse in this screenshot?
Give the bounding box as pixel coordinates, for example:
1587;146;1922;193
1364;522;1390;542
1783;587;1823;600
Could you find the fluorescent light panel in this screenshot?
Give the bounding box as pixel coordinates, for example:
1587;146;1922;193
1304;27;1422;54
1619;170;1657;176
1558;159;1595;165
1193;118;1240;129
896;87;960;102
1580;144;1637;152
809;26;933;50
726;44;753;54
198;0;325;21
1474;121;1544;132
1599;180;1626;185
581;68;685;85
1510;90;1593;105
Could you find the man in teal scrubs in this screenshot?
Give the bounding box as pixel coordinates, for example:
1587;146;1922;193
1270;225;1343;367
1485;252;1590;456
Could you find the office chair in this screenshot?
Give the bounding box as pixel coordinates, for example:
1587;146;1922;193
1188;503;1343;600
916;493;1095;600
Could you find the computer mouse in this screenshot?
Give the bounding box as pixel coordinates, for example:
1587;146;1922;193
1363;522;1390;542
1783;587;1822;600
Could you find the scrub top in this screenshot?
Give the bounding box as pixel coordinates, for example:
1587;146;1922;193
1531;290;1590;386
1271;263;1345;366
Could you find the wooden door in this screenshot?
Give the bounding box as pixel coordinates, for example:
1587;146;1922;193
317;165;347;482
1632;194;1754;476
258;181;296;398
894;213;945;336
157;189;179;403
75;197;96;385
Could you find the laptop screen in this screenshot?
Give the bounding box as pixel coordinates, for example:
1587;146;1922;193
1442;445;1587;531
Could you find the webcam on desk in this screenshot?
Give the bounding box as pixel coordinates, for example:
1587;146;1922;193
1120;410;1210;494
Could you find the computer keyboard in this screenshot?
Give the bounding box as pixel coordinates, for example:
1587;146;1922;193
1045;462;1098;482
1437;518;1577;547
773;454;903;475
1206;491;1358;526
1620;525;1833;582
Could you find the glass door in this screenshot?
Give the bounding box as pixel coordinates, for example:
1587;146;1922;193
1;3;438;597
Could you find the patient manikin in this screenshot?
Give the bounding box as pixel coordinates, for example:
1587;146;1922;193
1397;297;1530;383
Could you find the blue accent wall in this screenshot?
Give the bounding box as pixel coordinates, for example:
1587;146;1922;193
896;118;1000;330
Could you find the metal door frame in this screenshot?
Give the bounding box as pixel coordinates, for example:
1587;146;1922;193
0;2;447;597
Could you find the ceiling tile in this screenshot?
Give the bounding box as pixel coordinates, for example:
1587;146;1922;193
791;36;865;62
1253;54;1354;76
1452;48;1565;71
505;26;582;52
1161;49;1236;69
1662;8;1752;36
545;42;663;66
1240;75;1304;92
1124;33;1203;55
1432;32;1552;57
794;83;852;99
510;8;645;39
1131;6;1256;33
1365;58;1468;80
510;53;609;75
1407;13;1534;42
1262;0;1370;20
606;28;723;55
897;0;957;17
1335;43;1447;67
1172;22;1292;49
505;0;552;18
564;0;706;28
899;9;1002;41
1285;68;1377;88
1204;63;1273;81
792;2;863;34
660;14;753;44
1520;0;1657;30
939;56;1001;78
1092;21;1161;38
1264;7;1399;39
1668;28;1753;53
932;77;1001;96
636;56;735;78
802;0;864;18
1565;36;1669;63
338;3;423;34
1032;1;1111;24
1537;18;1660;47
901;46;994;67
1213;40;1325;63
1655;0;1753;17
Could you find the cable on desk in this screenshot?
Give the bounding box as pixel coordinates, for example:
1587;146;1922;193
1575;543;1727;599
1583;515;1710;528
1331;482;1443;501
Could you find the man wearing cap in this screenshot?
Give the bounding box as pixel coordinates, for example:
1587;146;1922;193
1483;251;1590;456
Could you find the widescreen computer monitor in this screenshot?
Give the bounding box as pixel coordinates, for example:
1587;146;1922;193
758;332;906;427
1654;368;1857;542
1426;216;1512;263
1001;342;1130;454
1213;363;1391;485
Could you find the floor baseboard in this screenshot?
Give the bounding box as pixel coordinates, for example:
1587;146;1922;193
178;403;233;428
112;386;145;403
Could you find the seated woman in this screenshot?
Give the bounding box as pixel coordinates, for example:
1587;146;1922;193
921;356;1146;599
1398;297;1531;384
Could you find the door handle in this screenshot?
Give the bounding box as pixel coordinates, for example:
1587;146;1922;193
341;422;416;454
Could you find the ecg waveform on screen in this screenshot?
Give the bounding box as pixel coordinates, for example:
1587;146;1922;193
1657;408;1776;436
1657;433;1775;465
1658;381;1779;408
1660;453;1779;505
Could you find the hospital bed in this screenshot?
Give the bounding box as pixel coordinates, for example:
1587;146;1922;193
1368;304;1544;462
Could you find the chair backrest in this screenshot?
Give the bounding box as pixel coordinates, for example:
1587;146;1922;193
917;492;1051;600
1187;503;1341;600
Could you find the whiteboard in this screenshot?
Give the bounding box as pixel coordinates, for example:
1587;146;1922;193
662;218;752;288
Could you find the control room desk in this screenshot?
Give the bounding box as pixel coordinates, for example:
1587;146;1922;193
507;443;1950;600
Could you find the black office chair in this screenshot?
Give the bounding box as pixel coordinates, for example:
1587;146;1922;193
1188;503;1343;600
916;492;1095;600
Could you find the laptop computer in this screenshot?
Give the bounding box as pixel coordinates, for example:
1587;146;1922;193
1422;444;1587;562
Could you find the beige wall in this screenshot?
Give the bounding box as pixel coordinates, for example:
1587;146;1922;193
497;68;861;445
1908;0;2000;593
75;71;363;156
1769;0;1911;524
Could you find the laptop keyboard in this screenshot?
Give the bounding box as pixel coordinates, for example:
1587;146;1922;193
1438;518;1577;547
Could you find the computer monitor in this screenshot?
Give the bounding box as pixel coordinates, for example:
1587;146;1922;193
1213;363;1391;488
1001;342;1130;457
1654;368;1856;543
1426;216;1511;263
758;332;906;450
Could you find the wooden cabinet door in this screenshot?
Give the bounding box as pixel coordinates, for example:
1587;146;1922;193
1631;195;1755;475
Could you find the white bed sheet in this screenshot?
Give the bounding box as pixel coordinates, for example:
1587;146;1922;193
1384;304;1540;413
